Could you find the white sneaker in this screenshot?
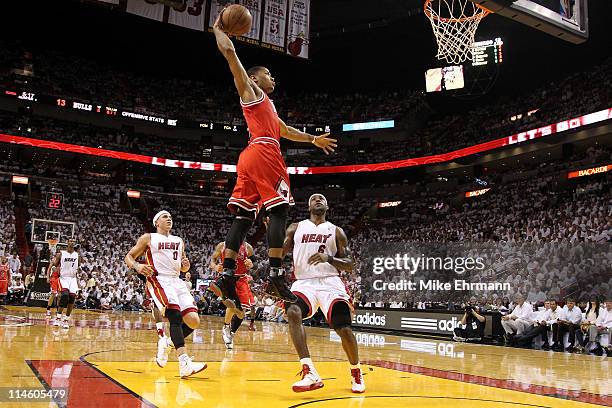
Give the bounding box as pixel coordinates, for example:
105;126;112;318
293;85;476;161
156;336;172;368
53;318;61;326
350;368;366;393
222;325;234;350
62;319;70;329
179;355;207;379
292;364;324;393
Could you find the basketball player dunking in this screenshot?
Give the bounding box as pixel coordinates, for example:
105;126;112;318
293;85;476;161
210;12;337;311
210;241;257;349
125;210;206;378
0;256;9;311
47;239;82;329
284;194;365;393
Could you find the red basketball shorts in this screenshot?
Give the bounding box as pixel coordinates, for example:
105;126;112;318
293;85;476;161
228;143;295;216
235;275;255;309
50;276;60;294
0;279;7;296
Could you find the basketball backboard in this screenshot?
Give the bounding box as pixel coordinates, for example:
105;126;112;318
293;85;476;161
31;218;76;245
471;0;588;43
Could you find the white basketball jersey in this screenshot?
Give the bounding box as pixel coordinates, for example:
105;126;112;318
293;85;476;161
292;220;338;280
59;250;79;278
147;233;183;277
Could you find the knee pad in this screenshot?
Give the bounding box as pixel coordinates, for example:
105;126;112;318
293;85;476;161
330;301;352;329
226;211;254;252
166;309;186;349
59;290;70;308
165;308;183;326
267;204;288;248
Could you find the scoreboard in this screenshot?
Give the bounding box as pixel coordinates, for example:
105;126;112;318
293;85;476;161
472;37;504;67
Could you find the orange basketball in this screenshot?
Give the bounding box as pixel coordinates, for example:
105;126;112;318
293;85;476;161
221;5;252;36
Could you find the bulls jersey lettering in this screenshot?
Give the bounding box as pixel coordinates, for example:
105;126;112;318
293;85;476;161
146;233;183;277
60;251;79;278
292;220;338;280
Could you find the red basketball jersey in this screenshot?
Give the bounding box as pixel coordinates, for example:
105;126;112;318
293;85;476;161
0;264;8;280
241;92;281;147
220;243;250;276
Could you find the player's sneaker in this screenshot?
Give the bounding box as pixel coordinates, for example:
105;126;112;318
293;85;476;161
53;318;62;326
178;354;207;379
292;364;324;393
350;368;366;393
222;325;234;349
265;276;298;303
62;319;70;329
209;274;243;315
156;336;172;368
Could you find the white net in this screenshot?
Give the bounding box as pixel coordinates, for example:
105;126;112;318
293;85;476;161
424;0;489;64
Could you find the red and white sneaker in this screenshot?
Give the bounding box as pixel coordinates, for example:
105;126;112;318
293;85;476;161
292;364;324;393
350;368;365;393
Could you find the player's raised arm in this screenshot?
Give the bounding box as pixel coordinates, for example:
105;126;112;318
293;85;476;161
283;223;299;257
279;118;337;155
213;12;258;103
125;234;154;277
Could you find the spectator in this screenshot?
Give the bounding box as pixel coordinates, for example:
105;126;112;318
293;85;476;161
501;294;533;342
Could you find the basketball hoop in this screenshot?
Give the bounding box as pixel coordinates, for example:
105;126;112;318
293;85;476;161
424;0;490;64
47;238;58;256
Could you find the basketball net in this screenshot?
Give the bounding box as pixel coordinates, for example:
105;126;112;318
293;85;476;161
47;239;58;257
424;0;490;64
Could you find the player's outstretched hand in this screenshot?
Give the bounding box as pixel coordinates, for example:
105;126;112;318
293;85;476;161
308;253;330;265
313;133;337;155
244;258;254;269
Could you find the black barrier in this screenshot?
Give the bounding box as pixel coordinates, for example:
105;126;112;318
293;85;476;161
352;308;503;338
25;259;51;307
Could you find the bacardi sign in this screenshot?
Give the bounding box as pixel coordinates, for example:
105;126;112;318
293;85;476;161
567;164;610;179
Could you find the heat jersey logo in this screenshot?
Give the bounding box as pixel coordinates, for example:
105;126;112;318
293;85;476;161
158;242;180;250
301;234;333;244
63;257;77;263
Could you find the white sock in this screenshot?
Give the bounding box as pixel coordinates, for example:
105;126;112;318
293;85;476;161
350;363;361;371
178;353;189;362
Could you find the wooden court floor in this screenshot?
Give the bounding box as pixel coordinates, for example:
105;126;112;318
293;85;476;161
0;307;609;408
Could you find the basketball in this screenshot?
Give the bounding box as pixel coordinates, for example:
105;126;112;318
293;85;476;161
221;5;252;36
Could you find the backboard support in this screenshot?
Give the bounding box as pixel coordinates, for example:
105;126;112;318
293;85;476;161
470;0;588;43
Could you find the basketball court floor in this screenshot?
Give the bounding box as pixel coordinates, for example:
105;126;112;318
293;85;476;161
0;307;609;407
